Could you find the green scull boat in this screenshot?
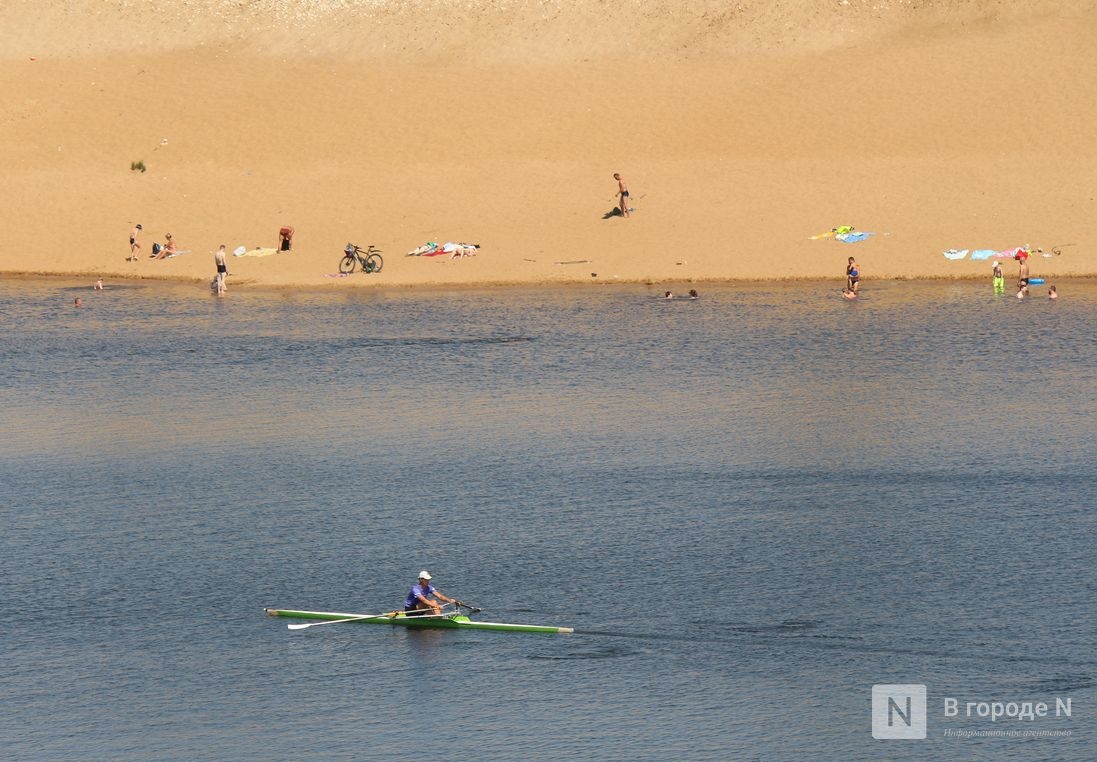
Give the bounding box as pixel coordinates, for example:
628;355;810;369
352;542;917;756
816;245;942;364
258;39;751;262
265;607;573;634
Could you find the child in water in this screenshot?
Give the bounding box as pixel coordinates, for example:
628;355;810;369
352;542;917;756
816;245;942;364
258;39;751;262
1049;285;1058;300
992;262;1004;294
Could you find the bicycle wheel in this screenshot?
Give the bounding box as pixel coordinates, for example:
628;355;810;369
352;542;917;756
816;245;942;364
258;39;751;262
338;255;357;274
366;253;384;273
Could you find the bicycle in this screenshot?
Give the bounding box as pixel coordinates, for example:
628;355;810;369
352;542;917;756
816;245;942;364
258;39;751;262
339;243;384;274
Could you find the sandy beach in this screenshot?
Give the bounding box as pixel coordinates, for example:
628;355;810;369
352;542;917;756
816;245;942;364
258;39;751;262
2;0;1096;289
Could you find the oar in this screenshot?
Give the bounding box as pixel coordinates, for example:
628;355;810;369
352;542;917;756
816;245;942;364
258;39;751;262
454;601;482;614
287;611;397;630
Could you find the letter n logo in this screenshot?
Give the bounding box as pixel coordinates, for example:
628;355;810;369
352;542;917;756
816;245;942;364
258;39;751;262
872;684;927;739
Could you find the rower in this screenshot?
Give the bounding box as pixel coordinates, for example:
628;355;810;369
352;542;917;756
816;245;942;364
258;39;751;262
404;570;457;616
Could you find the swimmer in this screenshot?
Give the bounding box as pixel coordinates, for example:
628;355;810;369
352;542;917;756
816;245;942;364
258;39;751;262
842;288;857;300
688;289;698;299
664;291;674;299
1048;285;1058;300
74;297;83;307
94;278;103;291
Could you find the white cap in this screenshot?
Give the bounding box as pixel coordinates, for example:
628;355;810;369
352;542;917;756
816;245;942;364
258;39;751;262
418;570;432;580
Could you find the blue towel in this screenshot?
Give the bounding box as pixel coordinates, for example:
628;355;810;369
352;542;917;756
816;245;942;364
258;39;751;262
970;249;996;260
836;232;874;243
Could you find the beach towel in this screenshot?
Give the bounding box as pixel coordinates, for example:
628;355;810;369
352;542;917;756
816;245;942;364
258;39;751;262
407;242;439;256
233;246;247;256
234;247;277;258
970;249;996;260
942;249;968;260
837;232;874;243
809;225;856;240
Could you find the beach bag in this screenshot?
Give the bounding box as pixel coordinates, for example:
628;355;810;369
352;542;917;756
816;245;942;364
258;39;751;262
152;242;162;256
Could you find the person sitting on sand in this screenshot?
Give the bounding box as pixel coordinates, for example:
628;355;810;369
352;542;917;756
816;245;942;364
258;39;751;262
155;233;177;260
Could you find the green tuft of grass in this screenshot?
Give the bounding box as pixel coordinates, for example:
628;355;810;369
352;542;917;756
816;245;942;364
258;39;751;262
131;160;146;173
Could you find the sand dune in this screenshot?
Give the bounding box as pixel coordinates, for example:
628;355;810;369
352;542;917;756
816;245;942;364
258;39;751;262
2;0;1095;289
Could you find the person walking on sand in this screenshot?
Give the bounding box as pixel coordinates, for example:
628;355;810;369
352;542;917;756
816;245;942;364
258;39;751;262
214;245;228;295
846;257;861;294
613;173;630;217
128;224;142;261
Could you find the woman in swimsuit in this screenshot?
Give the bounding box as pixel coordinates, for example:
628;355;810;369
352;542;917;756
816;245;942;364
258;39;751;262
155;233;178;260
846;257;860;293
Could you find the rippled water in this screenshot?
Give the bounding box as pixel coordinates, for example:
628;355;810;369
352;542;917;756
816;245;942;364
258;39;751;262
2;278;1095;760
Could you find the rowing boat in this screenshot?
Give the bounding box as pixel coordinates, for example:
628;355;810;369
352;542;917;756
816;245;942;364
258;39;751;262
265;607;573;634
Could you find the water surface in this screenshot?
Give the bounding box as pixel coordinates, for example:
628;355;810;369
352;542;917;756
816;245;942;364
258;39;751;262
2;278;1095;760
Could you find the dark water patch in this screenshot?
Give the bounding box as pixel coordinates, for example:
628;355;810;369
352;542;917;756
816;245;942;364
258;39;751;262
529;645;642;661
59;284;149;291
1022;675;1094;692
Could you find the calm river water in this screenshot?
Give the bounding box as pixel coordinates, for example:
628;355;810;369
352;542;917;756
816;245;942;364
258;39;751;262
2;277;1095;760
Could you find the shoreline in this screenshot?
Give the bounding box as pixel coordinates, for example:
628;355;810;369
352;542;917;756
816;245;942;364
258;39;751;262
11;271;1091;297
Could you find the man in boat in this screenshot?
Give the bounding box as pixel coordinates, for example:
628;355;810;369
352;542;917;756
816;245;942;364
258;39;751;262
404;571;457;616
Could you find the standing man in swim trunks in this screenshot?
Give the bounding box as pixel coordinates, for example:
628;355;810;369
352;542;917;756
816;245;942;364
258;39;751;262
128;224;142;261
613;173;630;218
846;257;860;294
1017;255;1029;293
214;244;228;295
